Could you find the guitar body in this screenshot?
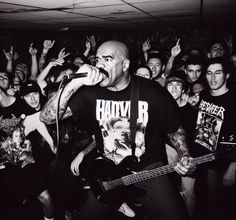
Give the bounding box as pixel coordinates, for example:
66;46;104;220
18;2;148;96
88;156;140;207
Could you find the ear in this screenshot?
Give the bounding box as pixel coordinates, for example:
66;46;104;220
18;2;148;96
226;73;230;79
123;59;130;72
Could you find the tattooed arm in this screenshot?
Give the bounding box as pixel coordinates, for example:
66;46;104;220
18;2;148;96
40;64;104;124
167;126;190;158
167;126;195;175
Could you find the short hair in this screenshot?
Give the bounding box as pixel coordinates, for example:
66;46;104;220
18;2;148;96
147;52;166;65
135;65;152;78
204;57;231;75
184;55;205;68
0;71;13;86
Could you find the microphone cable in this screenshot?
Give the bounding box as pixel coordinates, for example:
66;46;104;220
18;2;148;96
55;75;68;158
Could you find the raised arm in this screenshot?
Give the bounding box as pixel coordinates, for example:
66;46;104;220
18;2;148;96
164;38;181;77
83;37;92;57
141;39;151;64
36;57;65;89
28;43;38;80
3;46;14;73
39;40;55;72
40;64;104;124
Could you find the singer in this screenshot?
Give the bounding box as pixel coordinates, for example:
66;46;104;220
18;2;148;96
40;40;194;220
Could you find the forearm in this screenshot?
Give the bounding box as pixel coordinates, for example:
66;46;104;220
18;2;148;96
38;50;48;72
40;80;83;124
29;56;38;80
81;135;96;156
167;126;190;158
37;63;53;83
143;52;148;64
164;56;175;77
6;60;13;73
83;47;90;57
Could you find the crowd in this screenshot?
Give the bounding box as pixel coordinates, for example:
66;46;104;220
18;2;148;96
0;26;236;220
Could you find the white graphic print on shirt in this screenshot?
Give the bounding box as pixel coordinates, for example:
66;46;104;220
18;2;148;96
96;99;149;164
195;100;224;151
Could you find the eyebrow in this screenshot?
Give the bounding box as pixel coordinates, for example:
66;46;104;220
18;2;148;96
95;55;113;59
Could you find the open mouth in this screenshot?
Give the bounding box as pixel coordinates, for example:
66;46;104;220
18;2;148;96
99;68;109;78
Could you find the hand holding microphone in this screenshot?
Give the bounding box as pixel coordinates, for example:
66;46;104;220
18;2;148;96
65;64;108;86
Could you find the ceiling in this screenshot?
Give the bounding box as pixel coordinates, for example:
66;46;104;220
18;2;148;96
0;0;236;31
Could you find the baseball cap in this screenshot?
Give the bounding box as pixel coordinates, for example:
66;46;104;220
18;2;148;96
20;80;41;96
165;71;187;90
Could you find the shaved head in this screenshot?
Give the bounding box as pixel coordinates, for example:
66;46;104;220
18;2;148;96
97;40;129;60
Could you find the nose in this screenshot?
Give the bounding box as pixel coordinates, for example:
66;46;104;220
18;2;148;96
30;94;36;101
211;73;216;80
95;60;105;69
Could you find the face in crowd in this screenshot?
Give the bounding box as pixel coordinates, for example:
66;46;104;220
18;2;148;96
166;80;184;101
95;41;130;88
185;64;202;83
206;63;229;91
136;67;152;79
210;43;226;58
147;57;164;79
14;63;29;83
0;72;11;90
23;92;41;110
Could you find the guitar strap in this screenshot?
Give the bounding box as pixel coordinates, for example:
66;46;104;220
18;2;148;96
130;76;139;157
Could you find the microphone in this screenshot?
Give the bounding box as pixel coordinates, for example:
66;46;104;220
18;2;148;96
66;68;108;80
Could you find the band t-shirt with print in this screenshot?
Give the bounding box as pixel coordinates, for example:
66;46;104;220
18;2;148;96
0;97;35;168
194;89;236;155
69;76;181;167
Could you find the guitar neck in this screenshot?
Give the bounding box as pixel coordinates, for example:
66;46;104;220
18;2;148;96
105;153;215;190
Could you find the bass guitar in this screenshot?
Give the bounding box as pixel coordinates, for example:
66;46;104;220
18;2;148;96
88;144;236;205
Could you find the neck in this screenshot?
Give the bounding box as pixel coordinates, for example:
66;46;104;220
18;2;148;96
210;85;229;96
107;74;131;91
0;92;16;107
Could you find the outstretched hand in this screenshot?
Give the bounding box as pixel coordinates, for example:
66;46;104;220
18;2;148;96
171;38;181;57
43;40;55;51
58;47;70;59
142;39;151;52
29;43;38;56
3;46;14;61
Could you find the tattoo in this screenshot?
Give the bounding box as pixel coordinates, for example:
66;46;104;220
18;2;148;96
40;88;75;124
38;52;47;72
167;126;190;158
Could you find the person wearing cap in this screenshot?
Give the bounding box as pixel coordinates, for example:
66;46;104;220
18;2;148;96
0;81;54;220
20;80;47;113
165;71;198;219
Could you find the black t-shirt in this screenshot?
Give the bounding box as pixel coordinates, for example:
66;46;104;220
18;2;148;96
69;76;182;167
193;88;236;158
0;97;35;168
